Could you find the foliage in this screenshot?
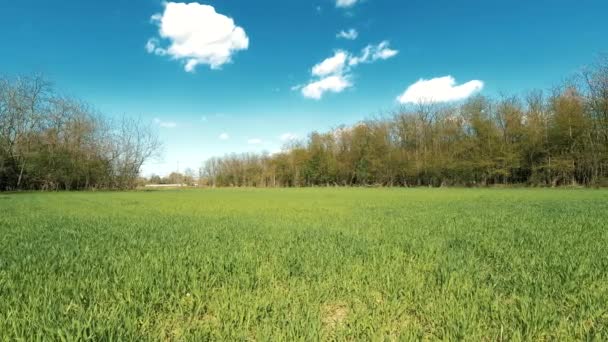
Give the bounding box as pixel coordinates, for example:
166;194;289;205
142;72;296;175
203;59;608;187
0;75;161;191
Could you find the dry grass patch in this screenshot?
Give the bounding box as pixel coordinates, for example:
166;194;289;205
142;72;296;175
321;301;350;336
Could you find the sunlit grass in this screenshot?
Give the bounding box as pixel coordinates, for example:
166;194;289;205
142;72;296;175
1;188;607;340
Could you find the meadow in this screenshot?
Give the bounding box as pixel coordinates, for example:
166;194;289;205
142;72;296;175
0;188;607;340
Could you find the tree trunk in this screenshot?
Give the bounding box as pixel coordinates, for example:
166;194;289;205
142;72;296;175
16;160;25;188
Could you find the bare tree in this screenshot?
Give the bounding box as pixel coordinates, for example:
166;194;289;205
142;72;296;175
0;75;162;191
111;116;163;189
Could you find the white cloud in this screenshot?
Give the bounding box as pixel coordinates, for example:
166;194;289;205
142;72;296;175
150;13;162;22
219;133;230;140
312;51;348;77
374;46;399;60
302;75;352;100
397;76;484;104
336;0;358;8
153;118;177;128
349;41;398;66
147;2;249;72
298;41;397;100
248;138;263;145
279;132;299;142
337;28;358;40
145;39;154;53
145;38;166;56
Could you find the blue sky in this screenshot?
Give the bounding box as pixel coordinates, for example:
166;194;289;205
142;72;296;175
2;0;607;176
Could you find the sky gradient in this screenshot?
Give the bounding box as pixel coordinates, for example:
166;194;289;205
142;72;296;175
2;0;607;175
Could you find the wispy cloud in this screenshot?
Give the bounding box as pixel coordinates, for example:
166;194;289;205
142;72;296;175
201;113;229;122
397;76;484;104
146;2;249;72
279;132;299;142
219;133;230;140
154;118;177;128
337;28;358;40
297;41;398;100
336;0;358;8
349;41;398;66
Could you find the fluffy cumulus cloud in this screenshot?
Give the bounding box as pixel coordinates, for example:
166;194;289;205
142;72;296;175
154;118;177;128
336;0;358;8
298;41;398;100
312;51;348;77
397;76;484;104
302;75;352;100
219;133;230;140
146;2;249;72
337;28;358;40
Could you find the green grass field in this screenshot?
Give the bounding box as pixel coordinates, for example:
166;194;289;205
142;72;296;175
1;189;607;340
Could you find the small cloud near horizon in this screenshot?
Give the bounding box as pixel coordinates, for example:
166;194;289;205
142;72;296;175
279;132;299;142
397;76;484;104
154;118;177;128
247;138;263;145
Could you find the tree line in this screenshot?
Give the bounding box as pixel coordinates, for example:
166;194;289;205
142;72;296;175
148;169;197;186
0;75;161;191
201;58;608;187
